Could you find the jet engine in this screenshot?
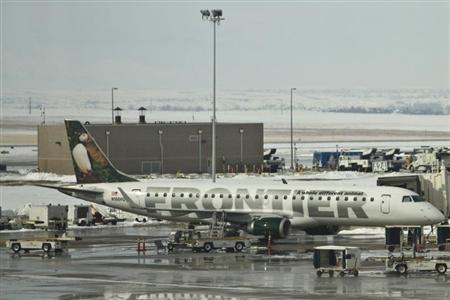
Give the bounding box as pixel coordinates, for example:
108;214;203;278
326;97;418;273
247;217;291;238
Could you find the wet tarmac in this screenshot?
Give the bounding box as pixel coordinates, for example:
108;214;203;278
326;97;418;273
1;225;449;300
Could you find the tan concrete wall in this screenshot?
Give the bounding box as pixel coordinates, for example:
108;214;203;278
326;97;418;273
38;125;74;175
38;122;263;175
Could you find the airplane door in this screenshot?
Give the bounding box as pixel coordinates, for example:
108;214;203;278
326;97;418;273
380;194;390;214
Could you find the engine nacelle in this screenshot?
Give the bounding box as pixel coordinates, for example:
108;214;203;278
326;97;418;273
247;217;291;238
304;225;340;235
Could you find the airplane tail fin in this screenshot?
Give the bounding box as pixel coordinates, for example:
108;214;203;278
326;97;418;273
64;120;138;184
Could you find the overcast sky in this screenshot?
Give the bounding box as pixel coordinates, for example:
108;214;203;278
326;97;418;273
2;1;449;91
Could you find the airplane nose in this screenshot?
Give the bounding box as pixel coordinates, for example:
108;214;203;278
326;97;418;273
425;206;445;224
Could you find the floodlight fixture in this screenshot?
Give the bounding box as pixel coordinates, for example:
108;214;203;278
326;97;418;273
200;10;210;19
211;9;222;18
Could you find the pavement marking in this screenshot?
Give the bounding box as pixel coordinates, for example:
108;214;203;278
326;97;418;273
7;274;264;293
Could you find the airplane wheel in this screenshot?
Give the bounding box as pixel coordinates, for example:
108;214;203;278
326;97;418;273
353;270;359;277
11;243;21;253
235;242;244;252
42;243;52;253
316;270;322;277
396;264;407;275
203;243;212;252
436;264;447;274
167;243;174;252
339;271;345;277
328;270;334;277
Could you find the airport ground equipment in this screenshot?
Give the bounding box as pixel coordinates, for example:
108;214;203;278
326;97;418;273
191;213;251;252
167;229;202;252
338;150;371;172
263;148;285;173
28;204;68;230
6;237;75;253
313;246;361;277
386;254;449;275
70;205;94;226
312;151;339;170
437;225;450;251
385;226;425;253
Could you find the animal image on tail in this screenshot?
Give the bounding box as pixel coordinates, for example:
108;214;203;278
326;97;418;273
65;120;137;184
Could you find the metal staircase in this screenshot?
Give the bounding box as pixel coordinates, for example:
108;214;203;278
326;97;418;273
209;211;226;239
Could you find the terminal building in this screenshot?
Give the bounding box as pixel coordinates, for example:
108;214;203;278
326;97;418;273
38;117;263;175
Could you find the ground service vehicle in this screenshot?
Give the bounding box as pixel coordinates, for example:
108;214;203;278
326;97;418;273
6;238;64;253
386;255;449;275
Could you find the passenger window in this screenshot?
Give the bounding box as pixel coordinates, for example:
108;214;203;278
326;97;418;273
155;193;159;197
327;196;331;201
163;193;167;197
362;197;366;202
236;194;240;199
318;196;322;201
220;194;223;198
336;197;340;201
344;197;348;201
292;196;296;200
172;193;176;197
283;195;287;200
147;193;150;197
228;194;232;199
211;194;215;198
370;197;374;202
245;195;250;199
264;195;268;199
309;196;313;200
196;193;200;198
204;194;208;198
188;193;192;198
301;196;305;200
402;196;412;203
353;197;357;201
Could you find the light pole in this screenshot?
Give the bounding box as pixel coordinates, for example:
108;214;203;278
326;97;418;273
198;129;203;173
111;87;118;124
201;9;224;183
158;129;164;174
290;88;296;170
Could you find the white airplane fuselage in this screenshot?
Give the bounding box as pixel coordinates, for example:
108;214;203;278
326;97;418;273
64;180;444;228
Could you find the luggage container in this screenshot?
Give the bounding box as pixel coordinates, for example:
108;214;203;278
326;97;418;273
437;225;450;251
313;246;361;277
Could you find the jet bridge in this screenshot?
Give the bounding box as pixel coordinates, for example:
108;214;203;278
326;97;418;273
377;165;450;220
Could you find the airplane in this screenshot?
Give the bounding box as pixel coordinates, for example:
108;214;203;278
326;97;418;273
42;120;445;238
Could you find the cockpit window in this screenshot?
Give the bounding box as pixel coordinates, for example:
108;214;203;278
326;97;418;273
411;195;425;202
402;196;411;203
